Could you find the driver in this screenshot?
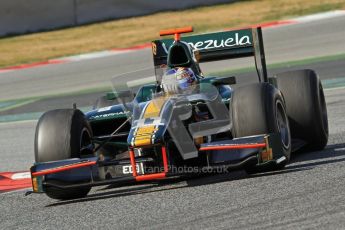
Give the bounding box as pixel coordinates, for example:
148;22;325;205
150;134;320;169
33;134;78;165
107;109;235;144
161;67;198;94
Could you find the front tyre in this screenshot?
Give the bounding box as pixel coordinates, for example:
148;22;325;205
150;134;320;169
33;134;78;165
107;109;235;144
35;109;92;200
231;83;291;174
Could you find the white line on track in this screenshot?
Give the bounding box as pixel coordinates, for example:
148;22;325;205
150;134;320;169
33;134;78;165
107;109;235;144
11;172;31;180
293;10;345;23
57;50;134;62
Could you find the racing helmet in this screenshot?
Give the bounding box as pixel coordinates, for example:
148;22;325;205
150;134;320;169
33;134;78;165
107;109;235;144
161;67;198;93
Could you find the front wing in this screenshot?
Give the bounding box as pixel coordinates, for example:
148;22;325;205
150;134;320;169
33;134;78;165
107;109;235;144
30;133;285;193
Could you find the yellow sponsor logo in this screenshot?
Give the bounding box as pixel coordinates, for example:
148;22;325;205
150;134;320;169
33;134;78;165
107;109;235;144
133;97;168;147
143;97;166;118
134;125;157;147
136;126;156;135
32;177;39;192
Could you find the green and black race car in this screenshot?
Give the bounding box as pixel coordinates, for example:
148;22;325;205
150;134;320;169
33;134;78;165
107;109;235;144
29;26;328;200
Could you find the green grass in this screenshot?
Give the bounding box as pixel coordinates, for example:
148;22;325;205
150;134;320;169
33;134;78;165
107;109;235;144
0;86;112;110
0;99;38;112
209;53;345;77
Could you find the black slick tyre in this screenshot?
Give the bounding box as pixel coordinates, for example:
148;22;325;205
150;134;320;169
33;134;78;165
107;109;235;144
274;69;328;151
231;83;291;174
34;109;92;200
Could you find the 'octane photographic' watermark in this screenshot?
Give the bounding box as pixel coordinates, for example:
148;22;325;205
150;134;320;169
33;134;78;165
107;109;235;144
113;165;230;175
147;165;230;174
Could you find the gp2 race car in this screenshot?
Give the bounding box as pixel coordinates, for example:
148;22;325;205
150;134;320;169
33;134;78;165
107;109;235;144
29;26;328;200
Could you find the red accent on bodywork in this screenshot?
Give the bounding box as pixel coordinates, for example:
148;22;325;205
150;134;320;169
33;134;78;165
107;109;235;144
199;143;266;151
130;146;168;181
159;26;193;41
31;161;96;177
129;149;138;177
136;173;166;181
161;146;169;173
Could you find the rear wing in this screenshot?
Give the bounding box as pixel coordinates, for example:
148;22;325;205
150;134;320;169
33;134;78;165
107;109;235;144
152;27;268;82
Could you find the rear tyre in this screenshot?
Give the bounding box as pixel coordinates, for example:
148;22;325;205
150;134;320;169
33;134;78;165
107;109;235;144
274;69;328;151
35;109;92;200
231;83;291;174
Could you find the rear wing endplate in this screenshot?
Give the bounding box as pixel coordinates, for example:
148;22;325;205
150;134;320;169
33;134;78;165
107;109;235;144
152;27;268;82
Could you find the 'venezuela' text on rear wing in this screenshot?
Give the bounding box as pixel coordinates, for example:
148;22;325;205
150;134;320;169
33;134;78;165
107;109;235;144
152;27;268;82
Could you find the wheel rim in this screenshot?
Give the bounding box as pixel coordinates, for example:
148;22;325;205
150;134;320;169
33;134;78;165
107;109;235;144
276;101;290;150
80;127;92;152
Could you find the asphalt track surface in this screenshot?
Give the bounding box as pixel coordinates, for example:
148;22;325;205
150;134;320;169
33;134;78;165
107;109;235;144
1;13;345;229
1;87;345;229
